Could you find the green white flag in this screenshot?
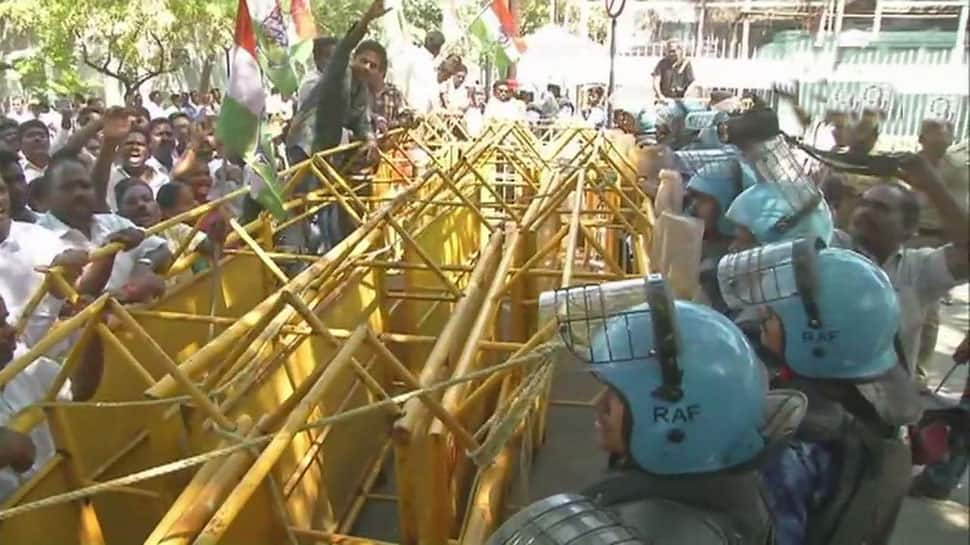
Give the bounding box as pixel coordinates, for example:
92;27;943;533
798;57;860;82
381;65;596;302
469;0;526;73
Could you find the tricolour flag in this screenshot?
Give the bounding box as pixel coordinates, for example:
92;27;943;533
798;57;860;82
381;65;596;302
249;1;298;96
218;0;264;157
469;0;526;73
287;0;317;75
217;0;287;219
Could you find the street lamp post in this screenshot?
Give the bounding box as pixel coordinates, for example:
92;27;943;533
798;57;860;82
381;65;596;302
605;0;626;128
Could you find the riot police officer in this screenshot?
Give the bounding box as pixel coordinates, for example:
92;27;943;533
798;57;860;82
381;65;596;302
684;159;746;260
710;239;922;545
725;182;837;251
489;276;808;545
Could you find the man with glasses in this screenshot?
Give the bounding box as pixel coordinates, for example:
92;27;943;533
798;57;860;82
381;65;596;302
483;80;525;123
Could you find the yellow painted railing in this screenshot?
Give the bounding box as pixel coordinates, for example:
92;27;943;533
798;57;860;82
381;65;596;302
0;117;653;545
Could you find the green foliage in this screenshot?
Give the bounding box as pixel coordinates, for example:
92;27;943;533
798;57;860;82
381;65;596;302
519;0;551;36
402;0;443;36
310;0;371;38
0;0;235;96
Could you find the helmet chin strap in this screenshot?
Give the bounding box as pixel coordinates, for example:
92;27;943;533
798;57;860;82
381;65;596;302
792;238;825;330
645;275;684;402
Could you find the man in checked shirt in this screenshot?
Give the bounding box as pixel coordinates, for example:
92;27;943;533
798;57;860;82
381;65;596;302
360;41;413;136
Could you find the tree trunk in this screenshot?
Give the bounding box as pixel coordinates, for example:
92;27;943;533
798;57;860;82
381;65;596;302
199;54;215;96
441;0;460;46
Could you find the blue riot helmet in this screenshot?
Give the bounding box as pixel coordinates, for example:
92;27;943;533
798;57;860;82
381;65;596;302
685;159;743;237
654;101;685;141
714;239;900;381
683;110;730;149
725;131;834;246
541;275;807;475
636;109;657;144
726;182;835;246
673;146;739;176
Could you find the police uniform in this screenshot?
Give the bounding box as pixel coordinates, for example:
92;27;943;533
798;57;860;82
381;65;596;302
489;277;808;545
710;239;922;545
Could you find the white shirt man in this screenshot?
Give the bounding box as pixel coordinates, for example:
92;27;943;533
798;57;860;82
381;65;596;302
879;245;960;371
0;221;68;347
483;99;526;123
145;155;179;181
36;212;167;293
146;101;168;122
0;344;72;502
106;165;170;210
384;0;440;115
441;80;471;113
19;157;46;185
398;46;439;114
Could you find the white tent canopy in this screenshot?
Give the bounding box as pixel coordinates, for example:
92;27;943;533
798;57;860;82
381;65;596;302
516;25;610;91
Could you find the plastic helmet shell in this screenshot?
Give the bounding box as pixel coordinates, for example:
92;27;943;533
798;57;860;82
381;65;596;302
766;248;900;380
590;301;769;475
686;161;743;238
725;183;834;245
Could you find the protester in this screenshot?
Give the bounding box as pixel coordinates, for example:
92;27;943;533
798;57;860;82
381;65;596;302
0;293;104;502
5;97;33;124
146;90;167;120
18;120;51;183
483;80;525;123
311;0;386;163
398;30;446;114
169;112;193;156
0;171;113;347
0;118;19;154
848;156;969;379
0;150;33;223
146;117;179;177
440;63;472;113
116;179;212;280
357;39;408;135
37;154;171;302
581;86;607;128
107;128;169;210
156;181;198;221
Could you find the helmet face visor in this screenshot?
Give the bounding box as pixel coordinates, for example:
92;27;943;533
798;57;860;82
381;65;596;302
540;277;653;365
716;238;823;311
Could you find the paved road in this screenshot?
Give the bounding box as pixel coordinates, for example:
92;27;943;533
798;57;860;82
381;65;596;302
892;284;969;545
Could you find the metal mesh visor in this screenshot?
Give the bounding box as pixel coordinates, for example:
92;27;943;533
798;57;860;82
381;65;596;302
673;147;739;178
747;136;824;227
715;240;807;310
684;111;722;132
539;278;653;364
486;494;643;545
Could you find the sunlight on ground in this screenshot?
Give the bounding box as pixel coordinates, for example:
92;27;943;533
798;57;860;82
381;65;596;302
891;498;969;545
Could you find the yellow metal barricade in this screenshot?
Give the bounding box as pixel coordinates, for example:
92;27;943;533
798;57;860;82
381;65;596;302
0;122;653;545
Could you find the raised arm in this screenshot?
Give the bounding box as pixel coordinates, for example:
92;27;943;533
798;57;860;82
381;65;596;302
69;325;103;401
899;154;970;279
91;108;131;212
313;0;388;152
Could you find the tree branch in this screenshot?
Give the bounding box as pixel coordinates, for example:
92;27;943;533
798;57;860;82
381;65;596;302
78;35;127;84
130;31;178;91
